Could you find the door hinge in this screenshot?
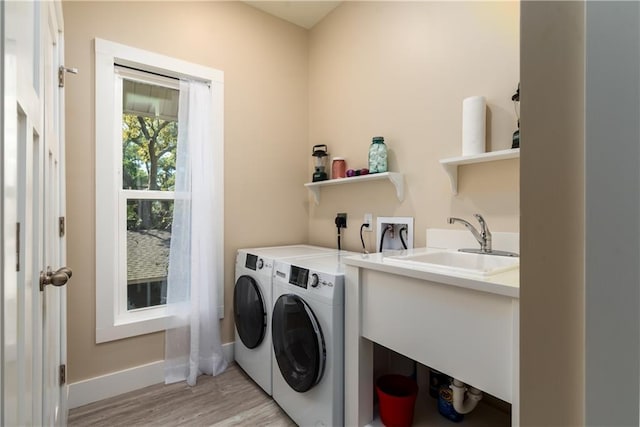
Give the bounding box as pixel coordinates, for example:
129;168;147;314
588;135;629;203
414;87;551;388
16;222;20;272
59;364;66;385
58;66;78;88
59;216;65;237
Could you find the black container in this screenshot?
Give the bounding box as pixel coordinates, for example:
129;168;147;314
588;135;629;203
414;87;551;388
428;369;449;399
512;123;520;149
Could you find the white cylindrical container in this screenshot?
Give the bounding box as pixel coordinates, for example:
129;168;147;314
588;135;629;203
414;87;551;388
462;95;486;156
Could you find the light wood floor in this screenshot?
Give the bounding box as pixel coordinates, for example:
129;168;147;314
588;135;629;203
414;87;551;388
68;364;296;427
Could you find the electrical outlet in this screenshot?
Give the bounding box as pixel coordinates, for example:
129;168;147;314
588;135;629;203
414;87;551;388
336;212;347;229
363;213;373;231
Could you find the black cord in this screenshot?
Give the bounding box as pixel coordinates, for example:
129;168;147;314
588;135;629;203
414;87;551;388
379;226;390;252
335;215;347;251
399;226;408;250
360;224;369;253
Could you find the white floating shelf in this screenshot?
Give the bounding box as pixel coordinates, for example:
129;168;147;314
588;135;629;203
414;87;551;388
304;172;404;204
440;148;520;195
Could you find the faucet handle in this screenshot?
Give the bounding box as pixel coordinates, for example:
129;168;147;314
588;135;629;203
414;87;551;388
473;213;488;232
473;214;492;251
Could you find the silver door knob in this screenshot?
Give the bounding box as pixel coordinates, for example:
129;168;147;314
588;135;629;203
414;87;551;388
40;266;72;291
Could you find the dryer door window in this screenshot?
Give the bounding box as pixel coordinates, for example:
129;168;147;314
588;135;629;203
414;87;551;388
234;275;267;349
272;294;326;393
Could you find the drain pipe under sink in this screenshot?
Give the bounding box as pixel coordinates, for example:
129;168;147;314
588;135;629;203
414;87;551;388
450;379;483;414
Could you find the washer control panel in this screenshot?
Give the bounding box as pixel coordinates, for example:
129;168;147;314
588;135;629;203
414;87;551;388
289;265;309;288
310;273;320;288
245;253;258;270
237;252;273;278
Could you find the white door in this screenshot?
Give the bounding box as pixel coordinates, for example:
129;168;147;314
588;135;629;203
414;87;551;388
4;1;68;425
41;2;68;425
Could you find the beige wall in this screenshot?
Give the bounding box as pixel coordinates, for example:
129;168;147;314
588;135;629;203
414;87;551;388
63;1;309;382
520;2;585;425
307;1;520;251
65;0;521;387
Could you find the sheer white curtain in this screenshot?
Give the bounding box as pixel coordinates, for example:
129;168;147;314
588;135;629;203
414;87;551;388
164;80;227;386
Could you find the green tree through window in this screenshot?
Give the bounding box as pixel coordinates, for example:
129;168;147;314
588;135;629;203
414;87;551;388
123;114;177;232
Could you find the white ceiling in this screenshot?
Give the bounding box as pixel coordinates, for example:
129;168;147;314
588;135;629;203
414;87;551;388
244;1;342;29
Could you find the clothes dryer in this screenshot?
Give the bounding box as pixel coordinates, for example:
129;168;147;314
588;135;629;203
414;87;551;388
234;245;336;395
271;251;358;427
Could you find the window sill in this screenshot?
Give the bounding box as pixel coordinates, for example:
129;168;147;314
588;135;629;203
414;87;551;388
96;312;168;343
95;303;223;343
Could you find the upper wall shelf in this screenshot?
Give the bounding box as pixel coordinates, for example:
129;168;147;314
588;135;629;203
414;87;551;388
304;172;404;204
440;148;520;195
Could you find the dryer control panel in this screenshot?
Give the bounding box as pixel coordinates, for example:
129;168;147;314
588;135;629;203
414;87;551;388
273;260;343;304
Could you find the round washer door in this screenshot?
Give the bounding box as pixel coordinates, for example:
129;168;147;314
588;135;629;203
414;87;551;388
234;275;267;349
272;294;326;393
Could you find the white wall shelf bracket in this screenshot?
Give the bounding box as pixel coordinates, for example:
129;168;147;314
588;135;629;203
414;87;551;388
440;148;520;195
304;172;404;204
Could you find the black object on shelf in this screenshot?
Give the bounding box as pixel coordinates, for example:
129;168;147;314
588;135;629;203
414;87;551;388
511;84;520;149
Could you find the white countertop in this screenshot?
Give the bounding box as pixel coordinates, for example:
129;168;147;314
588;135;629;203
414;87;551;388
343;248;519;299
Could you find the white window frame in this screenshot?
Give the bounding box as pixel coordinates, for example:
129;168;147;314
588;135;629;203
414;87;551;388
95;38;224;343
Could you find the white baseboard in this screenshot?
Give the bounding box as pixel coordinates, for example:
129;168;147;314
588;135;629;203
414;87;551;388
68;341;235;409
224;340;235;363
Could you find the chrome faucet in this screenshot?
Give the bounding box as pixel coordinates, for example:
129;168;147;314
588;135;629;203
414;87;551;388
447;214;519;257
448;214;492;253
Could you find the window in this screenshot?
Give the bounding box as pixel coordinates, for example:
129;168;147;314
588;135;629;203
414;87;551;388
119;69;177;312
95;39;224;343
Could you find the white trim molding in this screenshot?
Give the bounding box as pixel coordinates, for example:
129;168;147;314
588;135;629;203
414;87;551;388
68;342;235;409
68;361;165;409
94;38;225;343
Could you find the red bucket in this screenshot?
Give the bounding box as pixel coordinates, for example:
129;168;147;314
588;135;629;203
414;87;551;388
376;374;419;427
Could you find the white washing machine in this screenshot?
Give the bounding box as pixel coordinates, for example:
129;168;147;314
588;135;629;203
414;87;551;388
234;245;337;396
271;251;358;427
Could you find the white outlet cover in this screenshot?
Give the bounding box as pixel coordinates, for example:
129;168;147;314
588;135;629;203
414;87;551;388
364;213;373;228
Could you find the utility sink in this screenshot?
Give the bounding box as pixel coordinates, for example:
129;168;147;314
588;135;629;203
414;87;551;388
384;250;519;277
